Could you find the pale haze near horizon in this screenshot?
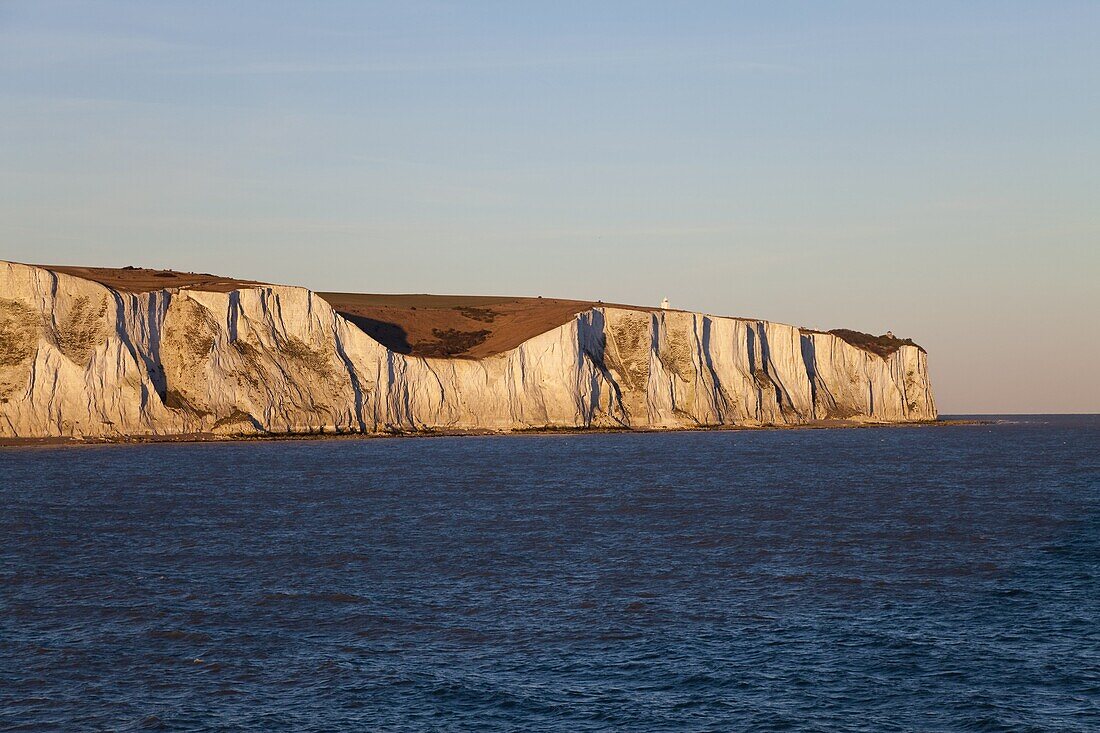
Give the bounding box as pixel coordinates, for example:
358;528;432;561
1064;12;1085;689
1;2;1097;414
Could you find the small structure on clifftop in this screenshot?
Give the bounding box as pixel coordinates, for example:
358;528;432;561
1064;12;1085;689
660;297;670;310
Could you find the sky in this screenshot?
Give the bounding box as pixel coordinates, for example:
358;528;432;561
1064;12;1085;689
1;1;1097;413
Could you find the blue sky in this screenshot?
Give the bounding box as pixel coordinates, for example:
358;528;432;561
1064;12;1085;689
1;1;1097;412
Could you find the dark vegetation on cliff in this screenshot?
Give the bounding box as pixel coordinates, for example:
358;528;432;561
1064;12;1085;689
826;329;925;357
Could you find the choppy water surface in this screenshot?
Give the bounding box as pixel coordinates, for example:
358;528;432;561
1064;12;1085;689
2;416;1098;732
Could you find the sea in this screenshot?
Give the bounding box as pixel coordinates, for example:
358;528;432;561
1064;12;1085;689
1;416;1097;732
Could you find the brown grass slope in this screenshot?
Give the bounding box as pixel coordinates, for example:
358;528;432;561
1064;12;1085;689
45;264;264;293
318;292;618;358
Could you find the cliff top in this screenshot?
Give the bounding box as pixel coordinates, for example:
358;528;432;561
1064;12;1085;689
317;292;617;358
44;264;264;293
25;262;919;359
818;328;926;357
36;263;644;358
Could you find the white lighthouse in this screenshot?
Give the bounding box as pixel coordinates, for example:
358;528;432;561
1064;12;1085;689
660;297;670;310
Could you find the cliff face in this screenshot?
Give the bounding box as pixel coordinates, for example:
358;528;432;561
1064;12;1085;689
0;261;936;439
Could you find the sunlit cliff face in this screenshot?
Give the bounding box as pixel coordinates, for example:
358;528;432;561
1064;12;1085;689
0;261;935;440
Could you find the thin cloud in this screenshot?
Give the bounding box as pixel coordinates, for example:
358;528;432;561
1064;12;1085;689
176;49;802;77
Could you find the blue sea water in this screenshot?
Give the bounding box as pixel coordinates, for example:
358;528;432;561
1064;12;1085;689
1;416;1098;732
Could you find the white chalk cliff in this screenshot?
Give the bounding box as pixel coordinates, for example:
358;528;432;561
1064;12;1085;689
0;261;936;439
